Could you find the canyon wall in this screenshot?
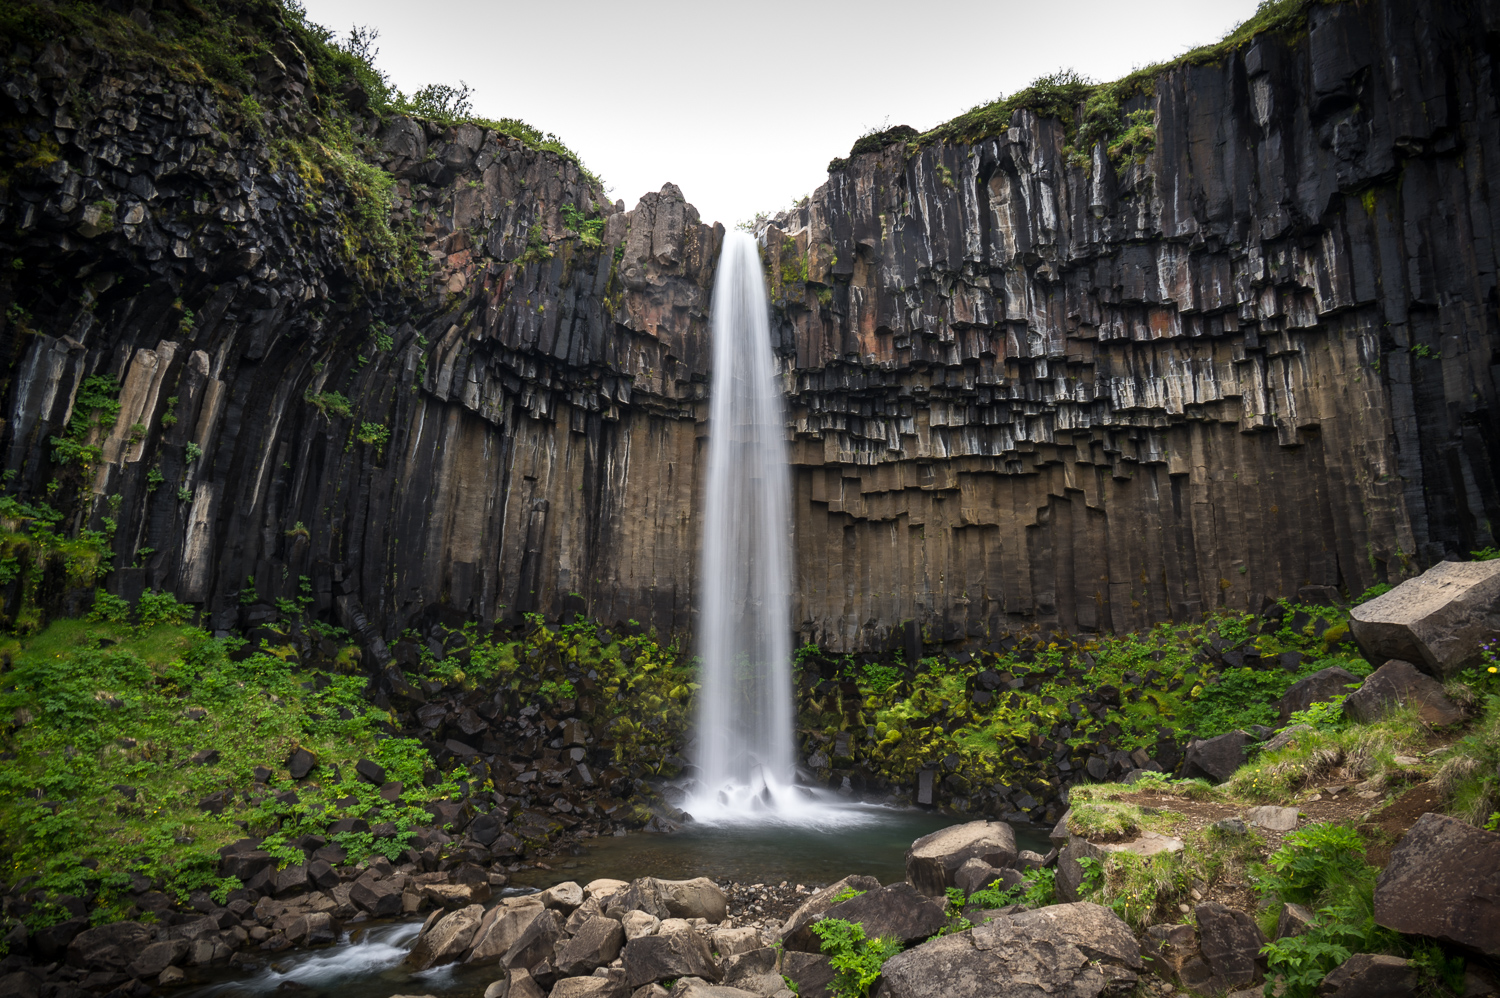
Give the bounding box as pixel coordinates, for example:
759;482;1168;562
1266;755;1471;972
1;0;1497;655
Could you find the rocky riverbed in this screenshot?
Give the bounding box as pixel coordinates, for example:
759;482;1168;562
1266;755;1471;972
9;810;1497;998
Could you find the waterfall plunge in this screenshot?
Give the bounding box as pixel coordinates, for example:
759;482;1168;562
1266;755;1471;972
691;231;801;820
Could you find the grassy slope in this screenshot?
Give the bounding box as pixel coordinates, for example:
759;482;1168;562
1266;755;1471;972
0;606;457;928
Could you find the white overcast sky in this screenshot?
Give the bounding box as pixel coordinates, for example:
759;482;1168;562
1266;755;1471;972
300;0;1262;228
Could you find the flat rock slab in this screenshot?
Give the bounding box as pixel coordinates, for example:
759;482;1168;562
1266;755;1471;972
878;902;1141;998
905;820;1017;897
1350;560;1500;678
1374;812;1500;956
1245;805;1299;832
1344;659;1465;726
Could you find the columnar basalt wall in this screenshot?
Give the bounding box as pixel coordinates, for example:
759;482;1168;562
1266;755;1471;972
0;0;1496;657
766;0;1500;649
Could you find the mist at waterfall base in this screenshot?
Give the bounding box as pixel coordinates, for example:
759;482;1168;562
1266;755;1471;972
688;231;842;826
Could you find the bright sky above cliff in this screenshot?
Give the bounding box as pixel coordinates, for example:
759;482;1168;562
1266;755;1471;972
300;0;1262;229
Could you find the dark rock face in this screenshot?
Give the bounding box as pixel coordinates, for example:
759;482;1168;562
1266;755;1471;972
1275;667;1360;723
2;0;1499;653
1180;731;1250;783
1374;812;1500;956
620;930;720;989
1343;659;1465;726
1193;902;1265;992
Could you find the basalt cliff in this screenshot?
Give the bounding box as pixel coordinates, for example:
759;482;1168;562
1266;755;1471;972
1;0;1497;657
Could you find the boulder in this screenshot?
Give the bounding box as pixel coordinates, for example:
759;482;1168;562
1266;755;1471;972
622;928;721;989
407;904;485;969
666;981;758;998
1321;953;1418;997
710;927;761;958
953;858;1012;897
786;883;944;953
1181;731;1250;783
1195;902;1266;991
0;972;40;998
1374;812;1500;955
65;920;151;971
608;879;672;920
1276;902;1316;939
1140;923;1213;990
350;875;405;917
502;908;564;971
423;881;492;907
129;939;189;979
878;902;1141;998
621;910;661;940
1245;805;1299;832
467;899;548;965
542;881;585;911
776;876;880;947
483;976;510;998
1276;667;1361;723
779;951;833;998
1344;659;1465;726
586;878;629;900
1261;724;1313;755
286;746;317;779
654;878;729;923
905;821;1017;897
550;978;623;998
555;916;626;975
720;947;778;984
509;969;546;998
1349;560;1500;678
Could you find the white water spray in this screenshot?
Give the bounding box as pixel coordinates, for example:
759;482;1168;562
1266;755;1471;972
690;231;803;821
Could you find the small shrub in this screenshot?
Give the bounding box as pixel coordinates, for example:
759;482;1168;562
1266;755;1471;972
809;918;902;998
305;390;353;418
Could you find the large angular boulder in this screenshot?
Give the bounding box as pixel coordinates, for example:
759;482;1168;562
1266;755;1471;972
555;916;625;975
1181;731;1250;783
782;883;944;953
1276;667;1361;723
502;908;564;971
780;951;833;998
66;921;151;971
878;902;1141;998
1374;812;1500;955
407;904;485;970
1350;560;1500;678
954;858;1019;897
776;875;881;947
467;898;548;965
1140;923;1213;990
622;928;721;989
654;877;728;923
905;821;1017;897
129;939;189;979
1321;954;1417;997
1343;659;1465;726
1194;902;1265;992
667;981;759;998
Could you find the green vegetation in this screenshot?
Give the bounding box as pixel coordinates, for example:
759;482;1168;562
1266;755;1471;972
921;0;1313;154
797;599;1368;816
561;203;605;249
398;614;698;776
0;606;467;929
305;389;353;418
355;421;391;448
48;374;120;469
809;917;903;998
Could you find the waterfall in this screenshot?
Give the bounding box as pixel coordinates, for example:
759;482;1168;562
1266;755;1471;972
692;230;797;818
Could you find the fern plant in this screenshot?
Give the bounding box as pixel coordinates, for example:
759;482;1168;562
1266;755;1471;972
809;918;902;998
